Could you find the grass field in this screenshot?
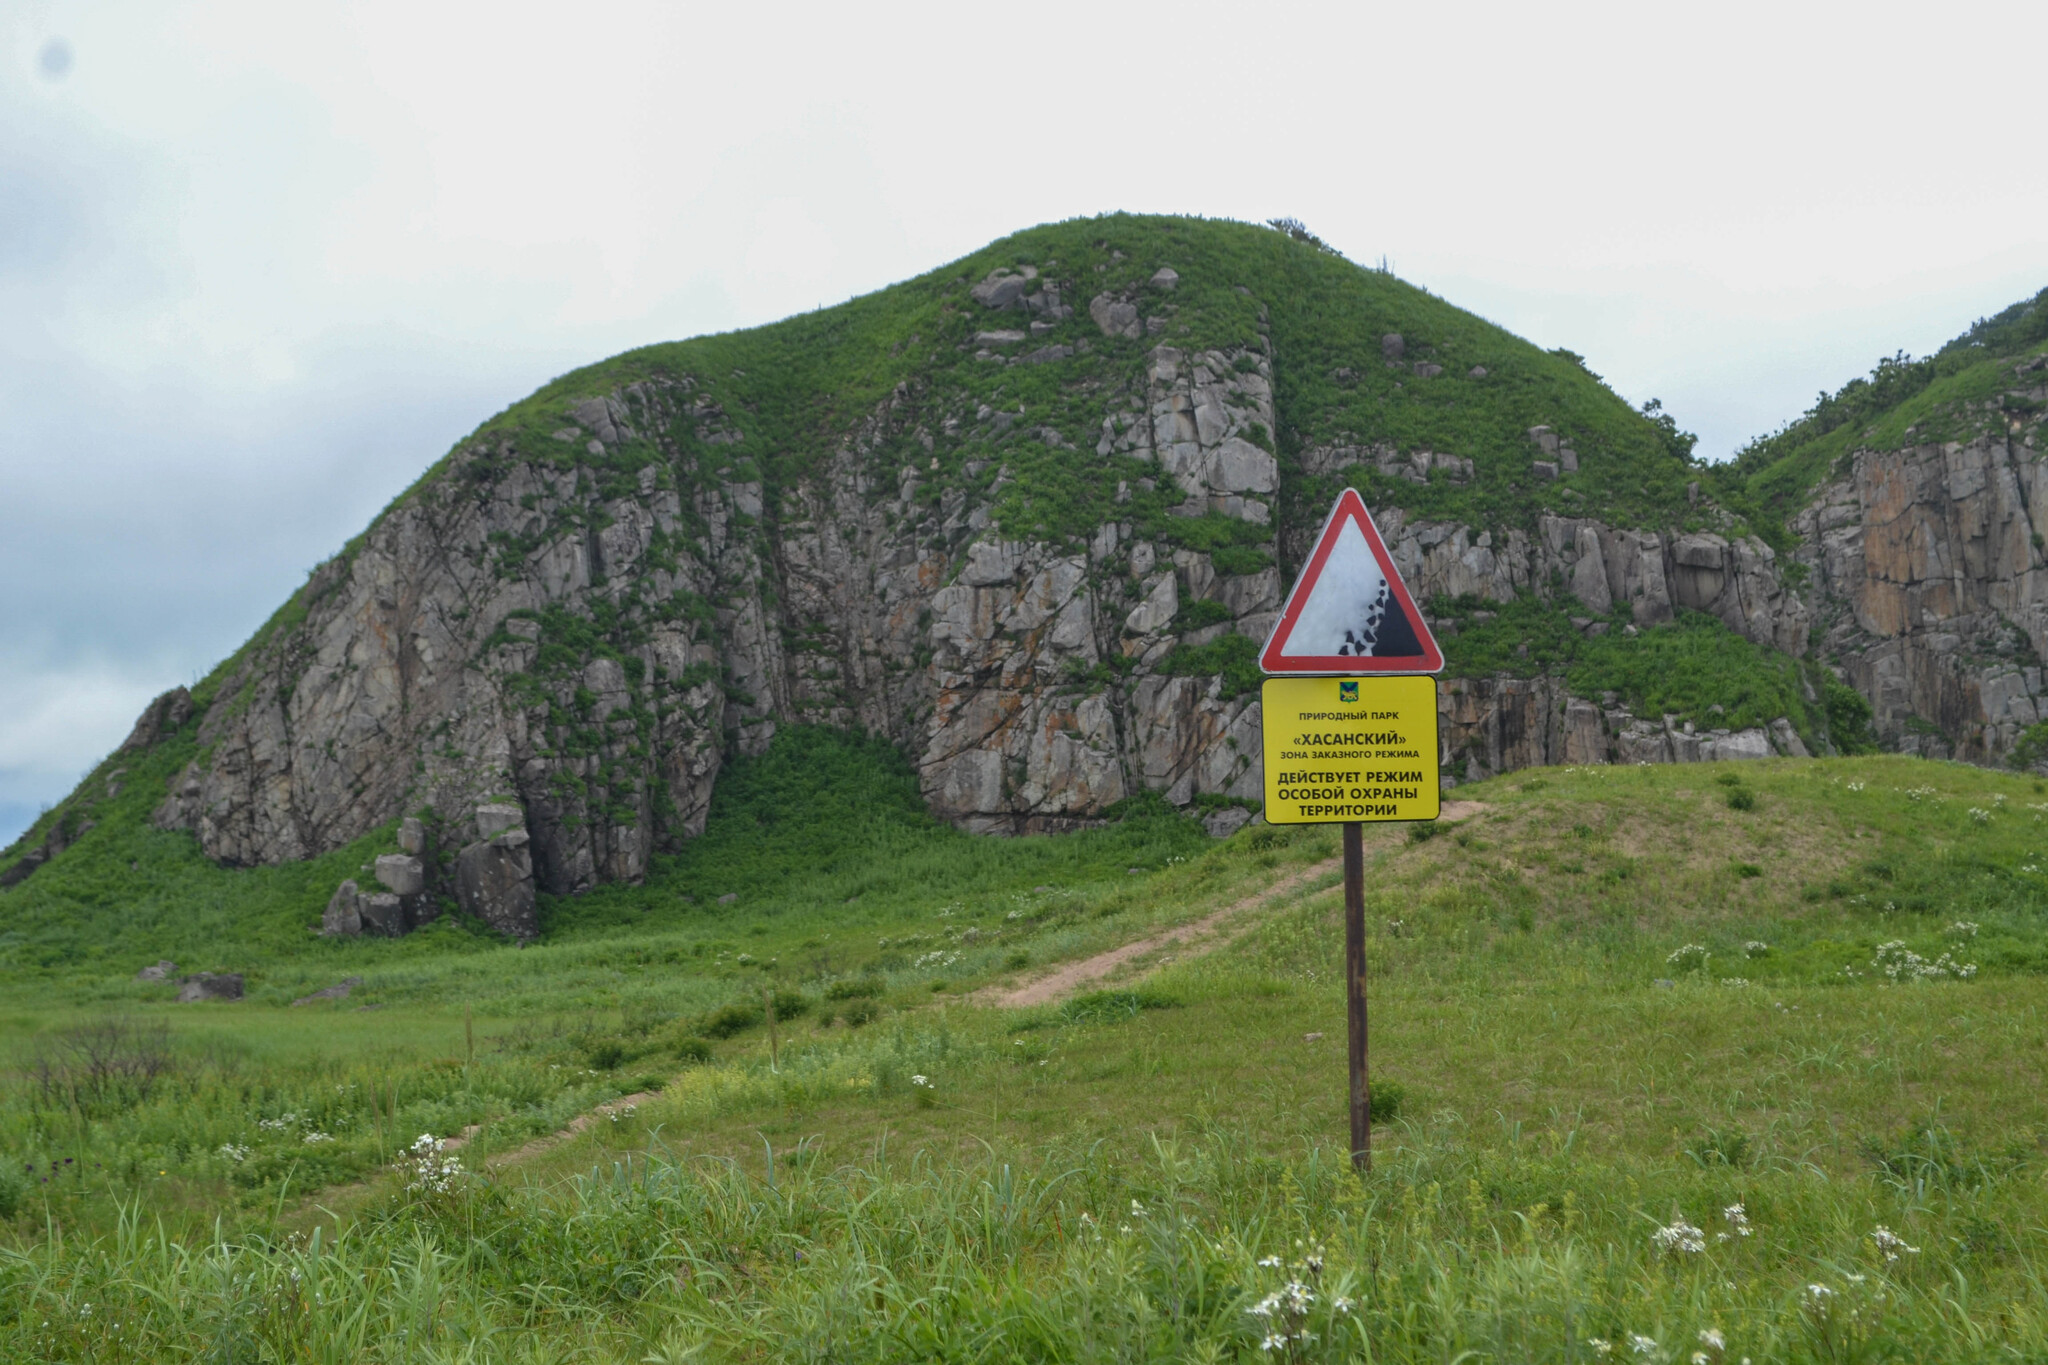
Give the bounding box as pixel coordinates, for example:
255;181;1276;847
9;744;2048;1361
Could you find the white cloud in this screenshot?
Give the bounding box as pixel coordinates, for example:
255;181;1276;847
1;0;2044;844
0;659;162;801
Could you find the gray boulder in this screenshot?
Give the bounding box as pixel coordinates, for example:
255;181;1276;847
322;880;363;936
398;817;428;856
456;828;538;939
1769;718;1811;757
177;972;243;1003
1381;333;1404;360
358;892;408;936
1150;266;1179;290
1088;293;1140;339
135;960;176;982
1203;807;1252;839
970;269;1035;310
374;854;424;897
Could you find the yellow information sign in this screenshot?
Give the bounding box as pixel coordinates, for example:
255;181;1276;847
1260;675;1441;824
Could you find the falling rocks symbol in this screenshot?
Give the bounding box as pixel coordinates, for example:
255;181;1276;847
1259;488;1442;675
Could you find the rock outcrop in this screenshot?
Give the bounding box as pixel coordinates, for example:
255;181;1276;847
452;803;538;939
177;972;243;1002
1793;433;2048;762
55;220;2028;925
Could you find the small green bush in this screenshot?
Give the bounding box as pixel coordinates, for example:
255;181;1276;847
1726;788;1757;812
1736;863;1763;878
700;1002;763;1039
1409;821;1443;843
769;989;811;1020
671;1036;713;1064
824;979;883;1002
1368;1080;1405;1123
1005;950;1031;969
0;1159;24;1220
842;998;880;1028
1685;1127;1753;1167
584;1037;626;1070
628;1075;667;1094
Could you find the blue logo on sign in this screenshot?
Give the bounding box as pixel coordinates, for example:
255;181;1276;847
1338;681;1359;703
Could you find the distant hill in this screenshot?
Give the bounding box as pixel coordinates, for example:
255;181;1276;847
1711;287;2048;541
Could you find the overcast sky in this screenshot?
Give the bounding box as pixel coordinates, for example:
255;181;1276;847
4;0;2044;848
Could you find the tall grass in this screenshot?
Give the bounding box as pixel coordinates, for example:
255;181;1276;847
10;752;2048;1358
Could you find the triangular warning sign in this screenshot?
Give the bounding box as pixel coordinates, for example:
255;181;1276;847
1260;488;1443;674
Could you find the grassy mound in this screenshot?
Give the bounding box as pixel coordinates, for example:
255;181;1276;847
9;756;2048;1358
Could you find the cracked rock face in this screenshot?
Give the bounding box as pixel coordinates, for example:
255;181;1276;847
129;244;2045;906
152;339;1289;885
1792;435;2048;763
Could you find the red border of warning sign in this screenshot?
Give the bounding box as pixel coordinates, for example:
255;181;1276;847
1259;488;1444;675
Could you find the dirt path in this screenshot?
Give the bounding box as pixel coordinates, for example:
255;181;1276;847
985;859;1340;1009
981;800;1486;1010
424;803;1488;1169
435;1091;661;1168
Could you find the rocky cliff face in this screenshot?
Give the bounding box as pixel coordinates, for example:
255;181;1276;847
1795;426;2048;762
149;316;1286;917
19;219;2020;927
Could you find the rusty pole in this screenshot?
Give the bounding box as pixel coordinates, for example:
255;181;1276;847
1343;820;1370;1172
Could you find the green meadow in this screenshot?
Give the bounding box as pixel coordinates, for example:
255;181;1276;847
9;739;2048;1361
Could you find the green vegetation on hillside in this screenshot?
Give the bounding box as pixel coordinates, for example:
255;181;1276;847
419;215;1712;576
11;755;2048;1358
1710;286;2048;543
1437;599;1830;747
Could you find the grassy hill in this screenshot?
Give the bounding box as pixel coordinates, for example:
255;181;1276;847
1708;286;2048;545
1;214;1803;890
10;746;2048;1358
458;213;1711;550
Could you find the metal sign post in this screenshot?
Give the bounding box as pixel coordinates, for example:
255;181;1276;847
1257;490;1445;1174
1342;820;1369;1171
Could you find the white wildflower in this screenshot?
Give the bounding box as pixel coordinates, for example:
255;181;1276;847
402;1133;465;1195
1588;1340;1613;1358
1722;1203;1752;1237
910;1074;931;1087
1630;1335;1659;1358
1667;944;1710;971
1652;1218;1706;1254
1743;941;1770;958
1700;1327;1726;1350
217;1144;250;1162
1870;1225;1919;1262
1945;921;1980;937
302;1131;333;1145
